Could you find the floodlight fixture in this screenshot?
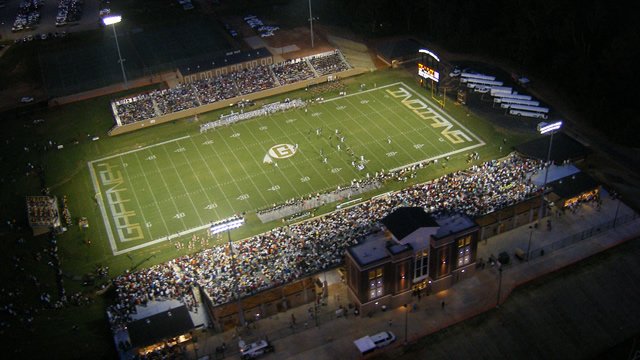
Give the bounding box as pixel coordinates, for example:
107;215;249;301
103;15;127;87
209;216;245;235
102;15;122;26
537;121;562;134
419;49;440;62
535;119;563;230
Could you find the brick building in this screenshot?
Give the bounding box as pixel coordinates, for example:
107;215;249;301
345;207;479;315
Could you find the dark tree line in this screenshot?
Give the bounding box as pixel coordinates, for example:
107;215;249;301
312;0;639;145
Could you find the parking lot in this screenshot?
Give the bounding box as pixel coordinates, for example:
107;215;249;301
0;0;101;41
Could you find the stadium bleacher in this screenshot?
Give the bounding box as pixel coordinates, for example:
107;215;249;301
110;50;352;127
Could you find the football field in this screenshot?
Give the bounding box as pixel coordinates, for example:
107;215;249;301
89;82;485;255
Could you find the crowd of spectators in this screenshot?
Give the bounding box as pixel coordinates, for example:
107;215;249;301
112;94;157;125
308;51;351;76
107;261;197;331
232;66;277;95
271;59;316;85
109;154;542;324
153;85;201;115
111;51;352;125
61;195;72;226
26;196;60;228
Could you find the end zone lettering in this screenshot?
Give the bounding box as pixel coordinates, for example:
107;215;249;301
97;163;144;242
386;87;473;144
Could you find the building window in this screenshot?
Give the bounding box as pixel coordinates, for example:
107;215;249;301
457;236;472;267
368;268;384;300
414;249;429;278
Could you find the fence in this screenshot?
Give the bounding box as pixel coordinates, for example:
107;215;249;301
528;212;639;261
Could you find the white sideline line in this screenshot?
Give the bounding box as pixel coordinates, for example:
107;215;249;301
386;82;486;172
92;82;485;255
90;135;191;164
88;161;119;255
88;135;191;256
112;223;213;256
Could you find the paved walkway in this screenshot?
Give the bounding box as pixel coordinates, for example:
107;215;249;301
187;192;640;360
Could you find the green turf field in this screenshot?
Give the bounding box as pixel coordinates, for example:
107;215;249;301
89;82;484;255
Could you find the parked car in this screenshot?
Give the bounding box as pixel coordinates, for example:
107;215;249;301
240;339;274;359
370;330;396;348
354;330;396;355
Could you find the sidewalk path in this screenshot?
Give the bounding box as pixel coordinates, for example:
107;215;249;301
188;193;640;360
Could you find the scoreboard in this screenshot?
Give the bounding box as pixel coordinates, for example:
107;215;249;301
418;63;439;82
417;49;440;83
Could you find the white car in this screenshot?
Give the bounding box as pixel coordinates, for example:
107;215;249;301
370;330;396;348
20;96;34;103
240;339;274;359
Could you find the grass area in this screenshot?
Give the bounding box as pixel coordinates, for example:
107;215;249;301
40;14;232;96
90;81;484;255
0;68;533;358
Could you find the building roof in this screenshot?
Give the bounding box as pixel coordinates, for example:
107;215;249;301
375;38;423;63
347;232;390;267
433;213;477;239
548;171;599;200
381;207;438;241
514;132;590;163
178;47;271;76
531;164;581;187
127;305;194;349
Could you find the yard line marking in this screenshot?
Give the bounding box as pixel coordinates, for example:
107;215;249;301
220;132;271;204
132;151;171;237
89;135;191;163
318;97;390;170
295;111;351;187
178;140;221;220
204;131;269;206
401;82;485;145
111;222;215;256
241;120;308;196
145;147;188;229
119;156;154;241
335;95;407;165
161;145;206;226
364;90;441;158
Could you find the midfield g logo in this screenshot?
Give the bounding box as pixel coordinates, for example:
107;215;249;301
268;144;297;159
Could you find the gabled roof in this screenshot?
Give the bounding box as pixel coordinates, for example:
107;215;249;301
548;171;599;199
514;132;590;163
381;207;438;241
128;305;194;348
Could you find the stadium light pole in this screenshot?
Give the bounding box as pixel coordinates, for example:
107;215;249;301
613;194;622;228
210;217;246;327
308;0;316;48
103;15;128;88
536;121;563;223
403;303;409;345
526;225;534;261
496;267;503;308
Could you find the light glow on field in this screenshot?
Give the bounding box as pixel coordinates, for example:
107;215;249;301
89;82;484;255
